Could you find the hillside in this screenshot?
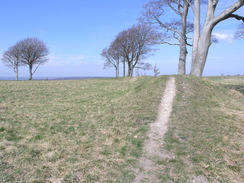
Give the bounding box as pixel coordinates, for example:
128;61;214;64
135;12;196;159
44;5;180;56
0;76;167;182
163;76;244;182
0;76;243;182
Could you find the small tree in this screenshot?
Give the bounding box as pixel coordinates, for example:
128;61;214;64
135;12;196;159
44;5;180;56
115;23;160;77
1;45;23;80
135;62;152;76
153;64;160;76
17;38;49;80
101;39;121;77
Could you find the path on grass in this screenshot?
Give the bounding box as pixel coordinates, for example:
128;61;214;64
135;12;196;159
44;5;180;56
134;77;176;183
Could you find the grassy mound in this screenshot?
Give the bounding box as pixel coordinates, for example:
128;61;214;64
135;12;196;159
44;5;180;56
0;76;167;182
161;76;244;182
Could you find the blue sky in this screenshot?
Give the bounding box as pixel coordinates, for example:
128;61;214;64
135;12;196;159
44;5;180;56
0;0;243;78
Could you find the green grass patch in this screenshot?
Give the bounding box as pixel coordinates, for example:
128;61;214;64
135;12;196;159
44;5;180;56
0;76;167;182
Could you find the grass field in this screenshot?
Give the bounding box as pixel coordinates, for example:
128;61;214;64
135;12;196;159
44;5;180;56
205;75;244;94
0;76;167;182
0;75;243;182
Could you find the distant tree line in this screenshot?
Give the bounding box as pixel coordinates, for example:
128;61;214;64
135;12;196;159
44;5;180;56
1;37;49;80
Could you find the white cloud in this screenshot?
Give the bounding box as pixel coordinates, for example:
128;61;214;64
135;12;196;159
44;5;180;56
212;33;234;43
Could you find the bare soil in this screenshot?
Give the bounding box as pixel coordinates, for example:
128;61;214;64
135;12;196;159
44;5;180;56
134;77;176;183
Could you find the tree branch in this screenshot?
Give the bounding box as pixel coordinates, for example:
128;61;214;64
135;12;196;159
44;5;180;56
161;40;180;46
152;14;180;35
213;0;244;25
185;0;194;12
165;0;181;15
228;14;244;22
32;62;42;75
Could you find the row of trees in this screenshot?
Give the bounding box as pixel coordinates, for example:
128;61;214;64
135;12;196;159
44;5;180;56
102;0;244;77
1;38;49;80
101;23;160;77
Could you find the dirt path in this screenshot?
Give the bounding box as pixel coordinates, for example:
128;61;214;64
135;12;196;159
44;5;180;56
134;77;176;183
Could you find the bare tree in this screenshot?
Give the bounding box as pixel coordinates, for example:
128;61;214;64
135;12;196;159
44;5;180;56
16;38;49;80
101;43;120;77
190;0;244;77
135;62;152;76
142;0;193;75
1;45;23;80
153;64;160;76
115;23;160;77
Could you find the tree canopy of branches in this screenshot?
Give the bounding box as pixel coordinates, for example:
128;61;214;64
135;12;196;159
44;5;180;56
102;23;160;77
190;0;244;76
2;38;49;80
142;0;193;74
1;45;23;80
15;38;49;80
101;39;121;77
117;23;159;77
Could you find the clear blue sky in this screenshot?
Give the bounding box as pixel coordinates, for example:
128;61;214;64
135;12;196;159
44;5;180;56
0;0;243;78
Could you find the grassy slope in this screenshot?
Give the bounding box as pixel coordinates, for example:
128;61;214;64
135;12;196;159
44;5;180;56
161;76;244;182
0;76;167;182
0;76;243;183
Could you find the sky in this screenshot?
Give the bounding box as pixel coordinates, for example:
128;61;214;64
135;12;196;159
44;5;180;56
0;0;243;79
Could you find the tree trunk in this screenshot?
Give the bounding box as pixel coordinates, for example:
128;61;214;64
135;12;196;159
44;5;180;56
123;61;126;77
127;68;133;77
191;0;201;68
190;0;244;77
178;39;187;75
178;1;189;75
116;62;120;77
29;66;33;80
190;26;212;77
127;61;133;77
16;66;19;81
131;67;134;77
115;66;119;77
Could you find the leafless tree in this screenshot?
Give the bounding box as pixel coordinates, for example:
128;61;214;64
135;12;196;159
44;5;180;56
190;0;244;77
101;41;120;77
135;62;152;76
1;45;23;80
235;22;244;39
141;0;193;75
16;38;49;80
115;23;160;77
153;64;160;76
